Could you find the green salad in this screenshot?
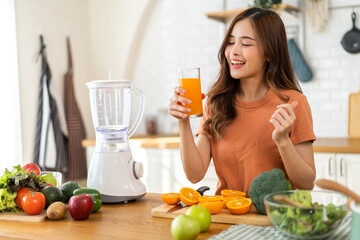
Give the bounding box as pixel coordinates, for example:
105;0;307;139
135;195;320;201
269;191;347;238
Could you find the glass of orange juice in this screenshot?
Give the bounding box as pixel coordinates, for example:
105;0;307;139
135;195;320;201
177;67;203;117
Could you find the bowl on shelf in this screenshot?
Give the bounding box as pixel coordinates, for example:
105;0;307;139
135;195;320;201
264;190;348;239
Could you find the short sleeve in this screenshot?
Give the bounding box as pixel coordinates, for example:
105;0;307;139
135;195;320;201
289;94;316;145
196;99;211;137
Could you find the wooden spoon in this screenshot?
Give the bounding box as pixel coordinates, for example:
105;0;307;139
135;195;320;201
315;179;360;204
273;195;308;208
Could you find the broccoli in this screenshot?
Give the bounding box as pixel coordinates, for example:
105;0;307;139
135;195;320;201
248;168;292;215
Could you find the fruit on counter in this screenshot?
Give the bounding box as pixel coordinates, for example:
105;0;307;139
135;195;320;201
179;187;201;206
61;181;81;203
198;200;225;215
41;186;64;208
22;163;41;176
161;193;180;205
68;194;94;220
185;205;211;232
73;188;102;212
226;198;252;215
248;168;292;215
46;202;66;220
41;173;57;187
223;195;246;206
171;214;200;240
21;192;46;215
15;187;34;209
198;195;223;203
221;189;246;197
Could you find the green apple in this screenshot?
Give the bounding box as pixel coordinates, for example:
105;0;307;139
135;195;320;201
42;174;57;187
186;205;211;232
171;215;200;240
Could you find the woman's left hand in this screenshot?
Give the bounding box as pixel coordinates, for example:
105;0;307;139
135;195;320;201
269;101;298;145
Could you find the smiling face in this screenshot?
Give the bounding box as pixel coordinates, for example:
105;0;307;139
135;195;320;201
225;19;267;81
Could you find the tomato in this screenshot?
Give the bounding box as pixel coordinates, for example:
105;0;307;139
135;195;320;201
21;192;46;215
23;163;41;175
15;187;34;209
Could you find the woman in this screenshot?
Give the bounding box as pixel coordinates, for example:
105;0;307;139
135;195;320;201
168;7;316;196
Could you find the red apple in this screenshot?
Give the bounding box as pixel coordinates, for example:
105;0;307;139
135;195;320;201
68;194;94;220
23;163;41;175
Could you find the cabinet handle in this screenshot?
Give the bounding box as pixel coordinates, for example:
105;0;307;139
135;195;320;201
340;158;345;177
328;157;333;176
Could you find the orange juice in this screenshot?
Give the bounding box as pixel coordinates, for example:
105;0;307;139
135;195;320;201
178;77;203;117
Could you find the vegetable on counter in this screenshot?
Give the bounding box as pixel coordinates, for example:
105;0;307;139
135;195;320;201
249;168;292;215
269;190;347;237
0;164;46;213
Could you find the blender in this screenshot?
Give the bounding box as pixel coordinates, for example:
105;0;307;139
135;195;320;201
86;80;146;203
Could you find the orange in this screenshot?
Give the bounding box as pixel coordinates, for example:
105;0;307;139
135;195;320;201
161;193;180;205
198;201;225;215
226;198;252;215
198;195;223;203
221;189;246;197
223;196;246;206
179;187;201;206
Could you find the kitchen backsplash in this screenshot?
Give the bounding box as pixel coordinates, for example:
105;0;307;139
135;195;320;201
133;0;360;138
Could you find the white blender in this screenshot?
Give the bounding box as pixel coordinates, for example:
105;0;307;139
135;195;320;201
86;80;146;203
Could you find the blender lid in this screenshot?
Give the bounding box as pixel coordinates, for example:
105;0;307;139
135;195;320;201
86;79;132;88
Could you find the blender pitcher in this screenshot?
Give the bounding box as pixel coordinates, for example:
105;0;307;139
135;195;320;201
86;80;146;203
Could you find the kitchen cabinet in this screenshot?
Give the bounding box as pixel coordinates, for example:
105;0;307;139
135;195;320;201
314;153;360;192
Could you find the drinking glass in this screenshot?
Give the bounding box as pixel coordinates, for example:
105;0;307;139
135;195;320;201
177;68;203;117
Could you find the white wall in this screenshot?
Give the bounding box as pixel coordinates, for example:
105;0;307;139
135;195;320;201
15;0;360;164
15;0;149;163
15;0;92;163
301;0;360;137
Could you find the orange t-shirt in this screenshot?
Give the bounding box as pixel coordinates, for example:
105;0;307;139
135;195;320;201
196;88;316;196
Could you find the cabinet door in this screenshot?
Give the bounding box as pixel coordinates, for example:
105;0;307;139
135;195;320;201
314;153;336;190
336;154;360;193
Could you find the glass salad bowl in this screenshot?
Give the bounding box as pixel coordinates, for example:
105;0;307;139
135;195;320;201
264;190;348;239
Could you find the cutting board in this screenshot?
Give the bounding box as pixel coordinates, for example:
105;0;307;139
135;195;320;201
349;91;360;138
151;204;272;226
0;211;46;222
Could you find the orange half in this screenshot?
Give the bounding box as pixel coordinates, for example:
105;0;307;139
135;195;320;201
179;187;201;206
221;189;246;197
223;196;246;206
198;195;223;203
198;201;225;215
226;198;252;215
161;193;180;205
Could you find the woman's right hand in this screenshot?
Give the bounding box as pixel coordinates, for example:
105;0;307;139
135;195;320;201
168;87;191;121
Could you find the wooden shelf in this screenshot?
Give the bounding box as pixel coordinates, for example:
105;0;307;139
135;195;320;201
205;4;300;22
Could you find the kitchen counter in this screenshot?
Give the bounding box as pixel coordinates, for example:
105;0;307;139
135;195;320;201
82;136;360;153
0;193;230;240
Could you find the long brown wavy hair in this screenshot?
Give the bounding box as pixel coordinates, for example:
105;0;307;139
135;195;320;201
203;7;302;140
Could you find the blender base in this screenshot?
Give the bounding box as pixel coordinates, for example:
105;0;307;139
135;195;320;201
101;192;146;204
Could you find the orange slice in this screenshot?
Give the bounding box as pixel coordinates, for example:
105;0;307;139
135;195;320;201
198;195;223;203
198;201;225;214
226;198;252;215
161;193;180;205
221;189;246;197
223;196;245;206
179;187;201;206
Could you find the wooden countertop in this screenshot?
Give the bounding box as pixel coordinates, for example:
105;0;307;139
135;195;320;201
0;193;230;240
82;136;360;153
